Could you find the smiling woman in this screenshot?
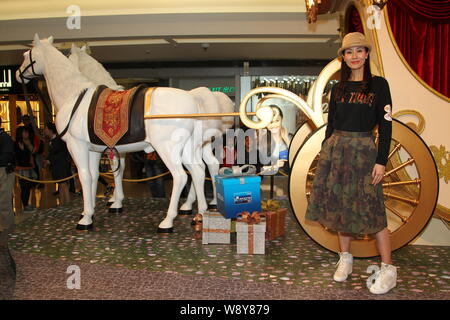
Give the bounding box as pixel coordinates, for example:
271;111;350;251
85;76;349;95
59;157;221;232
304;32;398;295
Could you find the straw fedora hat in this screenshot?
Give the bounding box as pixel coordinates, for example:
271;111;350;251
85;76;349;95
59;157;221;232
337;32;372;56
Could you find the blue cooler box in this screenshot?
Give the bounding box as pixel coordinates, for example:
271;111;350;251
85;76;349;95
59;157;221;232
215;175;261;219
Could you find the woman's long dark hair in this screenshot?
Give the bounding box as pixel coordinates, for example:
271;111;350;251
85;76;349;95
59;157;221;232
15;126;30;144
335;48;372;102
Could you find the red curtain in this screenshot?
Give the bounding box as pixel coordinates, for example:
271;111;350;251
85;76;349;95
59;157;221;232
387;0;450;98
347;5;364;34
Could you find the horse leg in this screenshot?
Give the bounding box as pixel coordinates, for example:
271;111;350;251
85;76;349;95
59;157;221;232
183;162;207;214
88;151;101;210
109;153;126;213
179;138;199;215
202;141;219;209
179;181;196;215
106;153;124;205
66;139;94;230
152;141;188;233
181;137;208;215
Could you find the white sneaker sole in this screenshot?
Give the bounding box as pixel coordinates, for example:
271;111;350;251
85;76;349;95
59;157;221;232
333;269;352;282
369;283;396;295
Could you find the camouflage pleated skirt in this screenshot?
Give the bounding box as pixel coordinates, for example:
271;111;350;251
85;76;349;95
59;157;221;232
305;130;387;235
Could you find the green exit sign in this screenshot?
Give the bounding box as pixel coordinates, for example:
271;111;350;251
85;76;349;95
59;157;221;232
209;86;235;94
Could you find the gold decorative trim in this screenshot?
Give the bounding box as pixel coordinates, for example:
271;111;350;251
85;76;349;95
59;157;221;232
392;110;425;135
144;87;157;116
384;5;450;102
429;144;450;184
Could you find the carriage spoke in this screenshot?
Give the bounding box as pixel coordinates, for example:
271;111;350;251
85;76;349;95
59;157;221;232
382;179;421;188
385;203;409;223
388;142;402;160
384;158;415;177
383;191;419;205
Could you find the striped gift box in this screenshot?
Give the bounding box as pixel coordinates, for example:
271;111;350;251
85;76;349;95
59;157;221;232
202;212;231;244
236;219;266;255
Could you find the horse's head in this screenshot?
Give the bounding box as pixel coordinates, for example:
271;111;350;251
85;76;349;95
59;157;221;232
68;43;92;67
16;34;54;83
68;43;123;90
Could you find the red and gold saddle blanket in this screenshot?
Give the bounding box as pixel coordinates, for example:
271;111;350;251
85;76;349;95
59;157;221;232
88;85;154;147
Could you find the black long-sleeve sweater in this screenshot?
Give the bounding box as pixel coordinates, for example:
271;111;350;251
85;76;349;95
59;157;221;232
324;76;393;165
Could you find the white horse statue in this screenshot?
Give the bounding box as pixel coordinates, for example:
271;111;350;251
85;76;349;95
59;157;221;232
68;44;235;213
17;34;208;233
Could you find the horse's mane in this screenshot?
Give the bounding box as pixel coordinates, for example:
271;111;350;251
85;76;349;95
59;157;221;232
76;49;123;90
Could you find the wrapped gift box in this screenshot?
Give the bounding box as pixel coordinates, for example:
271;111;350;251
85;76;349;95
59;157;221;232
202;212;231;244
264;208;287;240
215;175;261;219
236;213;266;254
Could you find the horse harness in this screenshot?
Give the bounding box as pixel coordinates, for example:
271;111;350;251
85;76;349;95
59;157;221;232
18;48;41;82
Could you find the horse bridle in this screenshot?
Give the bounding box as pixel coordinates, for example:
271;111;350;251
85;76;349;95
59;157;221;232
18;49;41;82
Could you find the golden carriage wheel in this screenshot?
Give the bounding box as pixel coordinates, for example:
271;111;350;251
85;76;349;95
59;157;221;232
288;120;315;168
289;119;439;258
288;114;330;167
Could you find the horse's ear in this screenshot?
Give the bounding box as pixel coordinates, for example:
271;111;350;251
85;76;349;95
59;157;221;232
81;45;87;52
48;36;54;44
33;33;41;46
71;43;77;53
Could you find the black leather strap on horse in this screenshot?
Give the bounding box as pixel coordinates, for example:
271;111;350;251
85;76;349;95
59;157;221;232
57;88;89;139
18;49;47;140
33;81;53;123
18;49;39;82
100;146;121;174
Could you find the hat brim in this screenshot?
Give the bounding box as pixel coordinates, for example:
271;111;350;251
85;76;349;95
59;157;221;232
337;44;372;56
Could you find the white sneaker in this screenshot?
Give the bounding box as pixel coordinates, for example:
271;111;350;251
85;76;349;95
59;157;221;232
333;252;353;282
369;262;397;294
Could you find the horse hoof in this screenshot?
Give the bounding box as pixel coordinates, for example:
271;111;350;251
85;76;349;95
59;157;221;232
109;207;123;213
208;204;218;211
157;227;173;234
178;209;193;216
76;223;93;231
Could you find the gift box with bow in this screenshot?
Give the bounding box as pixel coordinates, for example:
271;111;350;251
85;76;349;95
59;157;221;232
261;200;287;241
236;211;266;255
202;212;231;244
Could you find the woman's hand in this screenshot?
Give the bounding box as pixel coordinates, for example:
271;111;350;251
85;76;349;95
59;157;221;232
371;164;386;185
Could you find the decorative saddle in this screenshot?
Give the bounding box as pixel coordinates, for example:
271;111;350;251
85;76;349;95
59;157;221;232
88;85;150;148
